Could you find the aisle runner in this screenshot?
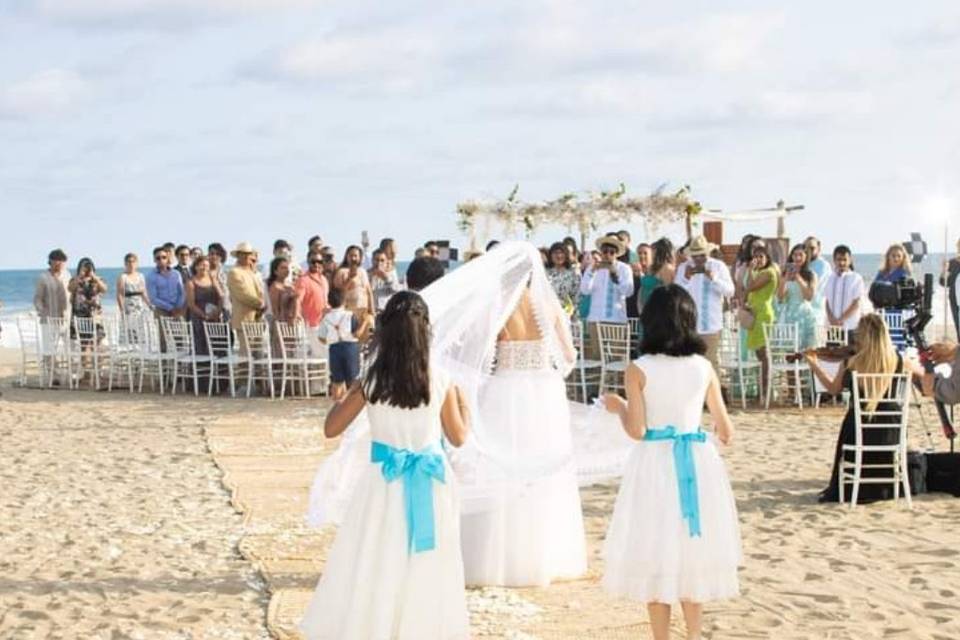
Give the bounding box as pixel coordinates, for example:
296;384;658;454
202;409;673;639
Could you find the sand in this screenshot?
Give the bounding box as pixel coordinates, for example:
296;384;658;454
2;346;960;639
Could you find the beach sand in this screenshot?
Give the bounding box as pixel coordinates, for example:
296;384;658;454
2;346;960;639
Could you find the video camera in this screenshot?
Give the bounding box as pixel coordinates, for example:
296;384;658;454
870;274;956;444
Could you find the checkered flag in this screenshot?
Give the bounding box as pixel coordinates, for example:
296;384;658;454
904;232;927;264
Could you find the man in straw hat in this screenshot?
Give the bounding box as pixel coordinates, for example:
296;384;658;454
227;242;266;353
580;233;635;358
676;236;735;377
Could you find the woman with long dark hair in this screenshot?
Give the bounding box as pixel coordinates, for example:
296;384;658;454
301;291;471;639
603;284;740;640
777;243;818;349
744;242;779;397
636;237;675;316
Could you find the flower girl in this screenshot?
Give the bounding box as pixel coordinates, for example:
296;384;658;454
299;291;471;640
604;284;741;640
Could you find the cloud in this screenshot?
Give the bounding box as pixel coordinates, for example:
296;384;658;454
26;0;324;28
0;69;91;118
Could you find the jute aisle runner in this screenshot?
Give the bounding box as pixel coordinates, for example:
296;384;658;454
203;403;686;639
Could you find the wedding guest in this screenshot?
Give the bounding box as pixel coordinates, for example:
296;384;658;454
805;314;905;503
369;249;401;313
318;288;370;401
174;245;192;282
378;237;399;277
824;245;864;342
777;243;818;349
562;237;581;274
208;243;231;321
636;238;674;317
303;235;324;271
602;284;739;640
874;244;912;284
190;246;203;263
804;236;831;323
146;246;186;322
33;248;71;321
162;242;176;264
580;234;635;358
300;291;470;640
616;229;634;264
68;257;107;324
296;252;330;330
227;242;266;352
334;245;374;322
676;236;735;373
273;239;301;284
320;249;338;287
406;256;445;292
116;253;151;321
941;237;960;340
424;240;440;258
626;242;652;319
267;256;301;325
414;247;426;259
546;241;580;317
733;234;762;309
186;255;224;356
744;242;779;398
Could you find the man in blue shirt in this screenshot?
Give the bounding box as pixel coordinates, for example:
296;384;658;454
146;246;186;319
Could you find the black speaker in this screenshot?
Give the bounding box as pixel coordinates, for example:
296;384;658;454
926;452;960;496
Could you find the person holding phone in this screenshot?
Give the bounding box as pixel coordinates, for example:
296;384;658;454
776;243;818;349
580;234;635;358
676;236;735;375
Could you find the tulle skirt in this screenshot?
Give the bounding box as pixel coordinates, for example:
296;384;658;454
299;464;469;640
460;368;587;587
306;413;371;528
603;436;742;604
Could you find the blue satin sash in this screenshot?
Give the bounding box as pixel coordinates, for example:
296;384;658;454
370;440;446;554
643;426;707;537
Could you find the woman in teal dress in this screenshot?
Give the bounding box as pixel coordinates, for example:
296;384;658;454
744;243;779;399
777;244;818;349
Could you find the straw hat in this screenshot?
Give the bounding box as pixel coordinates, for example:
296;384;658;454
688;235;716;257
595;234;627;257
230;241;256;257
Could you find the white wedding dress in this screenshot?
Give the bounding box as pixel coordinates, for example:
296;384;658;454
306;242;630;585
460;339;586;586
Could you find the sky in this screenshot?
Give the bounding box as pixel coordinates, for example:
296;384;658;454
1;1;959;269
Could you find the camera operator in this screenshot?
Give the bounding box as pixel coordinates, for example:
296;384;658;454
913;342;960;404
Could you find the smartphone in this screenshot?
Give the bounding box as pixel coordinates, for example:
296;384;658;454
361;230;369;246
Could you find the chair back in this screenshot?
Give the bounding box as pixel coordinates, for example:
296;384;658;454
276;321;310;361
882;311;909;352
850;372;910;446
718;326;743;366
242;321;272;361
162;317;195;357
72;316;101;350
817;324;849;347
763;323;799;364
597;322;630;367
16;314;40;351
204;321;233;356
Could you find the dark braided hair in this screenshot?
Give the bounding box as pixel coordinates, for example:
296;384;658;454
363;291;432;409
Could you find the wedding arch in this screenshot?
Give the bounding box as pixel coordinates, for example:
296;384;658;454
456;184;699;251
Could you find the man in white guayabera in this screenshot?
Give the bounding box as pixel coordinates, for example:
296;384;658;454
676;236;735;375
580;233;635;358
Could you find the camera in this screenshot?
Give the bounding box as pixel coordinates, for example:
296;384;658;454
867;277;924;310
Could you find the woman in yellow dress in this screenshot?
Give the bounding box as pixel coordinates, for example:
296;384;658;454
744;242;779;399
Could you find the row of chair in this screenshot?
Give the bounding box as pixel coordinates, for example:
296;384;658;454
15;313;329;399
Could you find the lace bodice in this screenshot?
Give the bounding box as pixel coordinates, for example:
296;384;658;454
495;340;550;371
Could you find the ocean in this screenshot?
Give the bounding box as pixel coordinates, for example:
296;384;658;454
0;254;953;347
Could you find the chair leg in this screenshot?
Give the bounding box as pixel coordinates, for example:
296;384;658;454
850;449;863;508
228;365;236;398
900;447;913;509
192;364;199;396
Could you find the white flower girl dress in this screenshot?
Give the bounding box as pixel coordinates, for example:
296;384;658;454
603;354;741;603
299;370;469;640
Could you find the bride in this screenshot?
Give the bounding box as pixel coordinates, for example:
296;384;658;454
307;241;627;585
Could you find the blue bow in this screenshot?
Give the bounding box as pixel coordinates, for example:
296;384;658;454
643;426;707;538
371;440;446;554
